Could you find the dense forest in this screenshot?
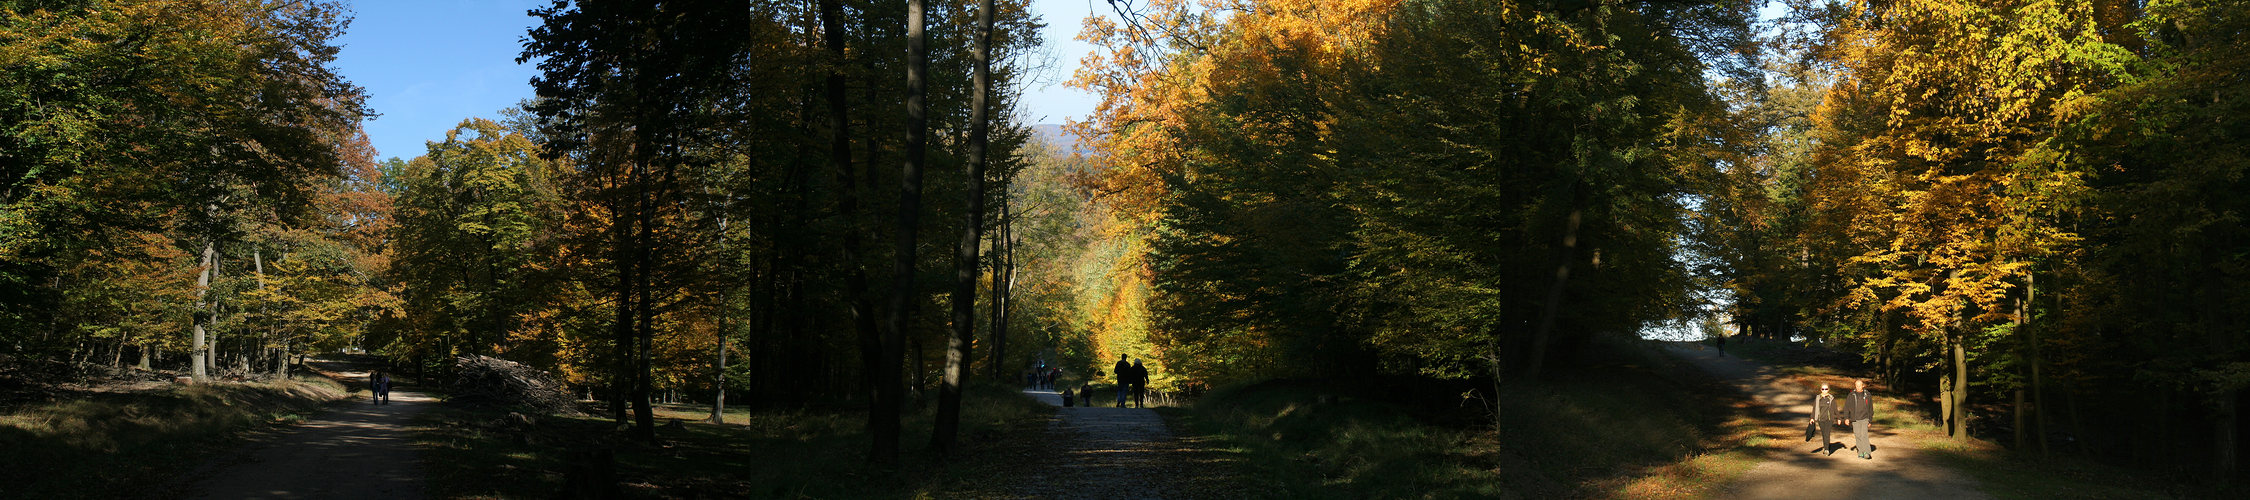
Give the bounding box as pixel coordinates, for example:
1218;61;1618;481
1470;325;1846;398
3;0;2247;484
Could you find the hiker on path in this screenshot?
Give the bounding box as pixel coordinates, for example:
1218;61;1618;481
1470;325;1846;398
371;370;391;405
1847;379;1875;459
1716;334;1727;356
1113;355;1132;407
1129;360;1150;408
1808;383;1839;455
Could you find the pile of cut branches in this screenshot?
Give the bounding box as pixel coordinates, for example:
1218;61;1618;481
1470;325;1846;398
452;355;581;415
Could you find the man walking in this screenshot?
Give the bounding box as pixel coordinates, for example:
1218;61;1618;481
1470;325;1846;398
1113;354;1132;408
1808;384;1839;455
1847;379;1875;459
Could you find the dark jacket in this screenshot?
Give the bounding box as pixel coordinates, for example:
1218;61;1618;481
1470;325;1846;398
1813;393;1838;422
1846;391;1874;421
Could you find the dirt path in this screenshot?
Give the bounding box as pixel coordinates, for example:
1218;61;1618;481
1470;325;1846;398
998;388;1242;499
1663;344;1986;500
187;363;430;500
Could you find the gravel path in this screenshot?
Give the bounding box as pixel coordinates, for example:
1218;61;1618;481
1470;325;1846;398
187;364;429;500
999;389;1243;499
1664;344;1987;500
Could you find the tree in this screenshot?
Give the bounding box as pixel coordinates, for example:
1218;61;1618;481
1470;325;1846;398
1806;0;2125;440
933;0;1000;455
876;0;933;464
387;118;565;363
0;0;368;373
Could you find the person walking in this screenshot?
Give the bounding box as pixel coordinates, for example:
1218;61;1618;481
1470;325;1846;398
1808;384;1839;455
1847;379;1875;459
370;370;391;405
1129;359;1150;408
1113;354;1132;408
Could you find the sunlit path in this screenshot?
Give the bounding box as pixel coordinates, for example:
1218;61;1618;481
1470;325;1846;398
1664;344;1986;500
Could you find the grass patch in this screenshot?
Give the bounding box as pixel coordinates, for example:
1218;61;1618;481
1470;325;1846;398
1923;446;2205;500
0;377;349;498
1169;341;1763;499
416;381;1054;498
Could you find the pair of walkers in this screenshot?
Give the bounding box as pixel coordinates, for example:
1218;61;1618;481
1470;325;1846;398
1809;379;1875;459
369;370;392;405
1111;354;1150;408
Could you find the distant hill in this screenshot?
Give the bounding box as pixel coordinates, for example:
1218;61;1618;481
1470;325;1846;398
1027;123;1094;155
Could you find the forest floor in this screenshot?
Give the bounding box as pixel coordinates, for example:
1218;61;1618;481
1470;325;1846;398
996;389;1249;499
1663;343;1988;499
183;358;429;499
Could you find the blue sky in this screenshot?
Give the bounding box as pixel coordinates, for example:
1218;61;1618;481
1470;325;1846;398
332;0;1106;162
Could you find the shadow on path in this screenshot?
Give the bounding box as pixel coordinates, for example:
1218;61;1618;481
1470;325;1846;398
999;389;1244;499
186;363;430;500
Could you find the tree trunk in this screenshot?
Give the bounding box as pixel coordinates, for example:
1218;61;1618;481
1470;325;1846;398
933;0;996;455
989;189;1012;381
255;247;283;378
2210;275;2238;482
2031;272;2049;455
1951;337;1970;439
872;0;930;465
711;295;730;424
192;239;216;381
2217;389;2240;482
2025;389;2043;450
632;155;658;443
612;173;638;427
912;336;926;403
1522;209;1581;380
819;0;886;443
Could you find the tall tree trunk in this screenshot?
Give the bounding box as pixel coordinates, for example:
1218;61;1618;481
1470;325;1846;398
2030;272;2049;455
1951;336;1970;439
711;270;731;423
612;174;638;427
1522;209;1581;380
631;155;658;443
2025;284;2043;448
192;239;216;381
933;0;997;455
255;247;282;378
989;180;1012;381
912;336;926;403
2209;276;2238;482
820;0;888;458
872;0;930;465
